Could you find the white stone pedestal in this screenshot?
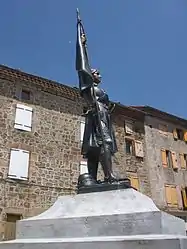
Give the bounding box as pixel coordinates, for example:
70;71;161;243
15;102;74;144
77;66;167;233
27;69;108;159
1;189;187;249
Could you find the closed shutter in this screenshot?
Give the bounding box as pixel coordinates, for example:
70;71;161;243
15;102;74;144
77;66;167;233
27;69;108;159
176;186;183;209
14;104;33;132
181;188;187;209
184;131;187;142
8;149;30;180
125;121;133;135
130;176;139;191
171;186;178;206
161;149;167;167
80;120;85;143
165;185;172;205
165;185;178;207
134;140;144;158
173;129;178;140
171;151;178;170
80;161;88;175
179;153;186;169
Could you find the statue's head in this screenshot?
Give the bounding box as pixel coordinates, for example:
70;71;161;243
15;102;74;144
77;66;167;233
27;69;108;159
91;69;101;84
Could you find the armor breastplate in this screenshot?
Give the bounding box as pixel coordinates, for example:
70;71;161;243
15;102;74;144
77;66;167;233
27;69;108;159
94;86;109;105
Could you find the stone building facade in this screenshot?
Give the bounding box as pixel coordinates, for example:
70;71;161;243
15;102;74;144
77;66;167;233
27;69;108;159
133;106;187;223
0;65;150;240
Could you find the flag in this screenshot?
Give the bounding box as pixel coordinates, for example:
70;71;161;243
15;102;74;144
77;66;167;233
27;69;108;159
76;9;93;93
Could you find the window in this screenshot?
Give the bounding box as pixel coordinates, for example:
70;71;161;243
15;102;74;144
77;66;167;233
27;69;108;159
173;128;187;142
127;173;140;191
21;90;30;100
165;185;178;207
80;120;85;143
8;149;30;180
5;214;22;240
161;149;172;167
181;187;187;210
124;121;133;135
176;129;184;140
171;151;178;170
125;139;133;155
184;131;187;142
79;160;88;175
134;140;144;158
179;153;187;169
14;104;33;132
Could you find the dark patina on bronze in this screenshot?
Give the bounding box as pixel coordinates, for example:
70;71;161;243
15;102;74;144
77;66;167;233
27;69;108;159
75;9;132;193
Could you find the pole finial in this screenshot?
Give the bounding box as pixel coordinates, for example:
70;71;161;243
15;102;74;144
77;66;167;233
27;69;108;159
76;8;81;22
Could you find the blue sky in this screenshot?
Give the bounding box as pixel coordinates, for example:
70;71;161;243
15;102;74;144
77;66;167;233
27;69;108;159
0;0;187;118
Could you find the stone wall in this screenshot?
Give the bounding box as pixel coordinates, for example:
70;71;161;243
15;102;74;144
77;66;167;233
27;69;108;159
0;78;83;219
144;115;187;210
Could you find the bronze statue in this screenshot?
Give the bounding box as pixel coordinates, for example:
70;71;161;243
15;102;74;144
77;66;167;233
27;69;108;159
76;9;119;185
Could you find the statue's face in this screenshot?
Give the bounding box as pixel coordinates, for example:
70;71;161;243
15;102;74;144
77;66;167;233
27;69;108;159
93;71;101;84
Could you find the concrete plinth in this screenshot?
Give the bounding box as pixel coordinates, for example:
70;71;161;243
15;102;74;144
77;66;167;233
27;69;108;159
0;189;187;248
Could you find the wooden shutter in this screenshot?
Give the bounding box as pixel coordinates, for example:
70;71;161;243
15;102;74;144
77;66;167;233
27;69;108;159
181;188;187;209
14;104;33;132
165;185;178;207
80;160;88;175
130;176;140;191
179;153;186;169
161;149;167;167
173;129;178;140
171;151;178;169
125;121;133;135
134;140;144;158
8;149;30;180
176;186;183;209
165;185;172;205
80;120;85;142
171;186;178;206
184;131;187;142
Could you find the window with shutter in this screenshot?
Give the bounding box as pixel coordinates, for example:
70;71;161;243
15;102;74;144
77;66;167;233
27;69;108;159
173;129;178;140
171;187;178;206
134;140;144;158
14;104;33;132
165;185;172;205
8;149;30;180
80;120;85;143
161;149;167;167
176;186;183;209
125;139;134;155
127;173;140;191
179;153;186;169
184;131;187;142
124;121;133;135
181;188;187;210
130;176;139;190
171;151;178;170
165;185;178;207
79;160;88;175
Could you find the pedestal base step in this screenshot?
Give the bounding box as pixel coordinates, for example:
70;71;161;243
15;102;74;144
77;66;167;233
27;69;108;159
1;235;187;249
